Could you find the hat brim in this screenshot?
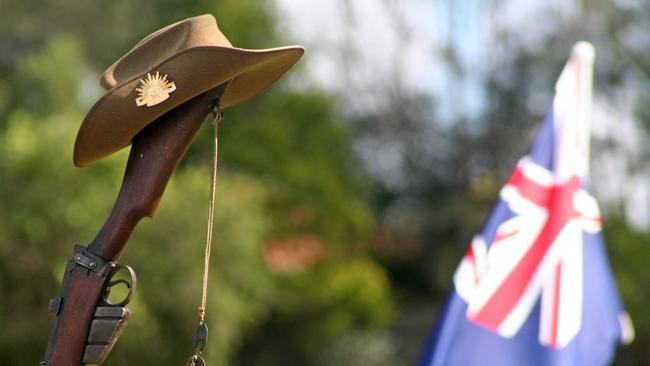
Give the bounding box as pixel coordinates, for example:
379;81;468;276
74;45;304;167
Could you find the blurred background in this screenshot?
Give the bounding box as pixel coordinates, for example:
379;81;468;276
1;0;649;364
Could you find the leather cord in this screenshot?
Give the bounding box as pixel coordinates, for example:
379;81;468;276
199;105;222;322
187;100;224;366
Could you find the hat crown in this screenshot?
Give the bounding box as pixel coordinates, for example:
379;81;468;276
101;14;231;90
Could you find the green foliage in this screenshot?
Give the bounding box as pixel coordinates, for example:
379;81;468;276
285;258;393;344
213;90;375;247
602;219;650;364
315;331;405;366
238;258;393;365
0;103;118;363
11;35;90;117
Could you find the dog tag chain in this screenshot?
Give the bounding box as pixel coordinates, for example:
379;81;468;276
186;103;224;366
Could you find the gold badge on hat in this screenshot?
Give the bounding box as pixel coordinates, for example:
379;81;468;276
135;72;177;107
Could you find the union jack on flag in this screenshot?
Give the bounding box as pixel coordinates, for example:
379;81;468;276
418;42;633;366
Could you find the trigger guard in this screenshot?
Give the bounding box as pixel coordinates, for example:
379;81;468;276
103;264;137;307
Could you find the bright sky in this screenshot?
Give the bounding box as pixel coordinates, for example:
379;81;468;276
272;0;650;230
273;0;440;110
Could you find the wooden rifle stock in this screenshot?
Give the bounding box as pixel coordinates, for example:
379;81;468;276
42;86;226;366
88;87;221;260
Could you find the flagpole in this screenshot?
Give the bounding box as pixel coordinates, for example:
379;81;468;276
569;42;636;345
570;41;596;175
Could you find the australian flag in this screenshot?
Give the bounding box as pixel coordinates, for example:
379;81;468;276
418;42;634;366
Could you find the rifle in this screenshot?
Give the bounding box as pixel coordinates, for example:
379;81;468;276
41;84;227;366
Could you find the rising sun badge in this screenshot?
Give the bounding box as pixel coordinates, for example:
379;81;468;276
135;72;176;107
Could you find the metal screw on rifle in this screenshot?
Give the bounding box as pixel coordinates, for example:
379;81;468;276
76;256;82;261
89;261;96;268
